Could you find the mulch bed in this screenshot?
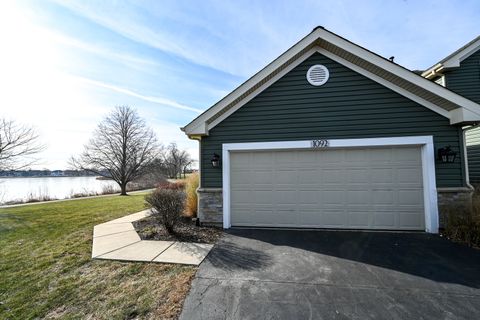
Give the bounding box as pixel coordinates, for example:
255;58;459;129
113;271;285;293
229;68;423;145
133;215;223;244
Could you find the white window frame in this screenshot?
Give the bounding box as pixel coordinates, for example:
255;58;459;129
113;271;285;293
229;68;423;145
222;135;439;233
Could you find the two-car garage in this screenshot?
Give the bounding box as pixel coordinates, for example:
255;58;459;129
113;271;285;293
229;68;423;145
223;137;437;232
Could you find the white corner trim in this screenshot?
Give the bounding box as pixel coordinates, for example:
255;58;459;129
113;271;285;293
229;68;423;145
222;136;439;233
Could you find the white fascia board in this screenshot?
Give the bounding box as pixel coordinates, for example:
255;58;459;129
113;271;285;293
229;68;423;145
442;38;480;69
450;108;480;124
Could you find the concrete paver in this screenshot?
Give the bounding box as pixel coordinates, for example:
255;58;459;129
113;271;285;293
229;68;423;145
153;242;213;265
91;230;141;258
93;222;134;237
97;240;174;262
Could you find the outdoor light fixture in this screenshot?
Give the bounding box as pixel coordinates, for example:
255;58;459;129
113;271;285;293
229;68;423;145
211;153;220;168
437;146;457;163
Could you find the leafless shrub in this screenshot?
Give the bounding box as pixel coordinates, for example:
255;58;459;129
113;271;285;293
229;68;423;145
145;188;185;234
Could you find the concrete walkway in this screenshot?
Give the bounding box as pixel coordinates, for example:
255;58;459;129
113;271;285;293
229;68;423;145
92;210;213;265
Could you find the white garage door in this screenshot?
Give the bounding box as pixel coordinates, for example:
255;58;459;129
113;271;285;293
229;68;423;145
230;146;425;230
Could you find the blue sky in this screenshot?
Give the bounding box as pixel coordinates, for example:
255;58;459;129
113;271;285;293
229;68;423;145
1;0;479;169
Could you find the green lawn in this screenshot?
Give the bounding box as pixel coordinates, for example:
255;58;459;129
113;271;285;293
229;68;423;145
0;194;195;319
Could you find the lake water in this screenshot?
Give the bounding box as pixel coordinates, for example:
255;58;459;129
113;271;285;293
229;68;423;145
0;176;120;204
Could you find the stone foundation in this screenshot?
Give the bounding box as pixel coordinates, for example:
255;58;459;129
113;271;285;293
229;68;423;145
437;187;473;228
197;188;223;226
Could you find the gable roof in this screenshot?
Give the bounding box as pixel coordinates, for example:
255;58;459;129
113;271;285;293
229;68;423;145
183;27;480;137
422;35;480;79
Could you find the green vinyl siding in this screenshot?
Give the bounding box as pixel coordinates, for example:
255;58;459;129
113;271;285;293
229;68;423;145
445;50;480;104
466;126;480;184
201;52;465;188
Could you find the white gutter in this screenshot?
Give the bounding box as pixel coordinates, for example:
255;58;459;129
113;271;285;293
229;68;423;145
462;125;479;190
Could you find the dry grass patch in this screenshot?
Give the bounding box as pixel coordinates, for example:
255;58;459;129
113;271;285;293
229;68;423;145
442;191;480;249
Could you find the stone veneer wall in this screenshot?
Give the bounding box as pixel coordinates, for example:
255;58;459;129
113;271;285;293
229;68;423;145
197;187;474;229
197;188;223;226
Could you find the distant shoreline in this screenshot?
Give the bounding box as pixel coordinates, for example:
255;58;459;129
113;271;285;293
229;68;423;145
0;176;100;179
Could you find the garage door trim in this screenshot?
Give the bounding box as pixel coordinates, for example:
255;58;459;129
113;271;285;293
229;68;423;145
222;136;438;233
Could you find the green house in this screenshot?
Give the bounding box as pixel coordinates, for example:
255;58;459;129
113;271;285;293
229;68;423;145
422;36;480;184
183;27;480;233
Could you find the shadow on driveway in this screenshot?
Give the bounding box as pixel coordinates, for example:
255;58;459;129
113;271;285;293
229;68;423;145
206;242;273;271
226;228;480;288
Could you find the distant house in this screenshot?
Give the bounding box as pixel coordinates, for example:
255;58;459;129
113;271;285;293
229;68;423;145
183;27;480;233
421;36;480;184
51;170;64;177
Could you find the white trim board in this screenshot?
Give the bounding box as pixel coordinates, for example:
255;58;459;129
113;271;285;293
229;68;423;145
222;136;439;233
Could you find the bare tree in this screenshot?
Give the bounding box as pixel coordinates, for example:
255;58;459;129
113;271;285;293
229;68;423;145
71;106;159;195
163;143;192;179
0;118;45;170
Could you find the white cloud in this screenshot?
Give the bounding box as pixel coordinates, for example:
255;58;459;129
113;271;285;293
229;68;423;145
51;0;287;77
72;76;203;113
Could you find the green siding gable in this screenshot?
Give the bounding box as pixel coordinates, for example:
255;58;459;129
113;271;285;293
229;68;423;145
445;50;480;104
201;52;465;188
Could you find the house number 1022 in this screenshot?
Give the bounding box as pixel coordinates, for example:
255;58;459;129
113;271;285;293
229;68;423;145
311;139;329;148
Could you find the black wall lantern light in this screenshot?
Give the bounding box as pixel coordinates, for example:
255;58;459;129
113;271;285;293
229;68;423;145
211;153;220;168
437;146;457;163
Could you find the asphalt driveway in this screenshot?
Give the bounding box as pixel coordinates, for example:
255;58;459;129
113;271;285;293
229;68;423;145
180;229;480;320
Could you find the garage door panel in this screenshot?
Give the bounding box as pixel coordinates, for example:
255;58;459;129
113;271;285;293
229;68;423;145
322;169;345;184
298;191;318;204
230;146;425;230
370;168;393;183
369;148;393;162
322;190;345;205
230;153;251;168
397;168;422;183
372;190;394;205
322;210;348;227
298;169;320;184
398;190;423;205
346;190;371;205
372;212;396;228
275;170;297;184
347;169;370;183
399;213;425;228
231;190;251;203
253;191;274;204
347;211;371;227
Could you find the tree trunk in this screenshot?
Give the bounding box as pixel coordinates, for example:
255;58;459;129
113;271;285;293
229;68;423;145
120;182;127;196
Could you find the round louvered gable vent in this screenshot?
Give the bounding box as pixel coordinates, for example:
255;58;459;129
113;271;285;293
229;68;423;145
306;65;329;86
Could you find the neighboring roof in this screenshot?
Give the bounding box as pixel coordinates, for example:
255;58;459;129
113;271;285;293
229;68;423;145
183;27;480;137
422;35;480;79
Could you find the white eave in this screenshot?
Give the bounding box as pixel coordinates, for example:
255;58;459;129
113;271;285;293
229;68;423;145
183;27;480;137
422;35;480;79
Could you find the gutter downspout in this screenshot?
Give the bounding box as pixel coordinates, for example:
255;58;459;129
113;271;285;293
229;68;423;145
462;125;478;190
